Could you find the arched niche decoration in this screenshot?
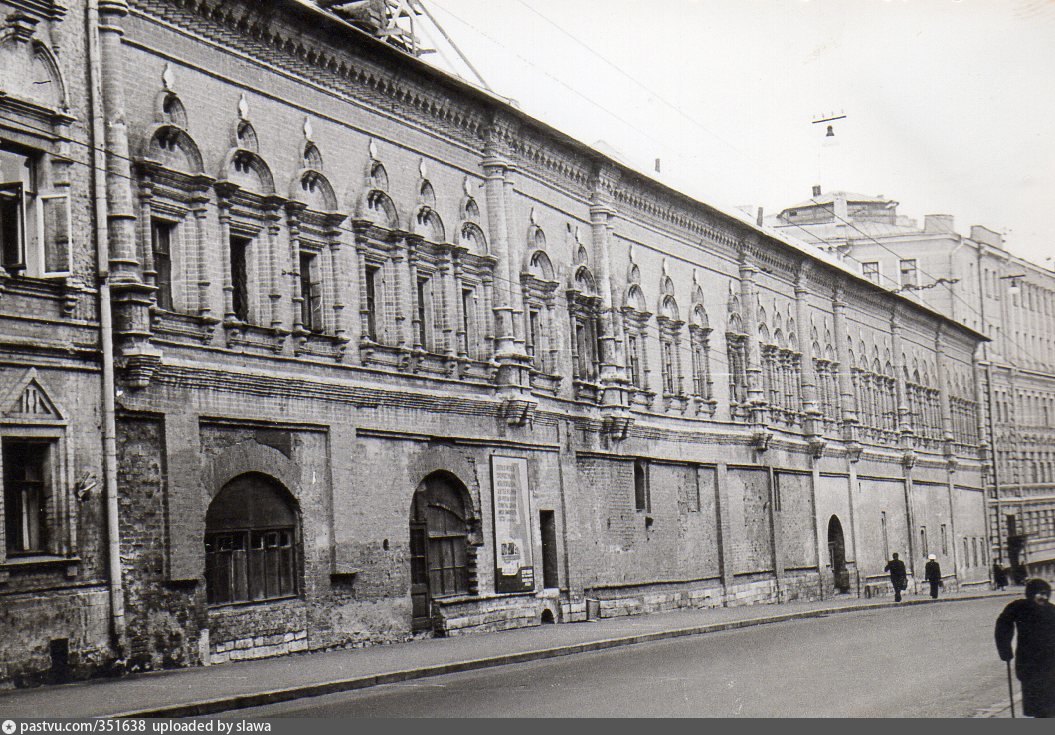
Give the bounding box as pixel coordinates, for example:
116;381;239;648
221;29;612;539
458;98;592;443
155;90;189;128
457;193;487;256
219;148;275;195
0;33;68;112
414;206;445;242
234;119;259;153
354;161;401;230
289;168;338;213
143;124;205;175
303;142;324;171
458;221;487;255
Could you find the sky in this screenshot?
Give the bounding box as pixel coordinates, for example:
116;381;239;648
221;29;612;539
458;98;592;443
412;0;1055;267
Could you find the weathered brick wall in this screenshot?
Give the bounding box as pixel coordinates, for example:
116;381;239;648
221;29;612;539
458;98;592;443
953;485;989;585
117;414;205;672
726;467;773;575
857;476;910;580
777;471;818;570
911;480;954;580
570;457;723;590
0;588;110;686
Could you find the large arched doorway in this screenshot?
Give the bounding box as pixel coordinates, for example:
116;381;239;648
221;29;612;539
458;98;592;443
410;473;472;631
827;515;850;594
204;473;299;605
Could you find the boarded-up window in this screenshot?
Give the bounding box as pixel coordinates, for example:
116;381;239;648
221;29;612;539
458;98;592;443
41;194;71;275
204;474;298;605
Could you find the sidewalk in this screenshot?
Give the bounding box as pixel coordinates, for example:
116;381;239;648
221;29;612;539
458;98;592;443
0;588;1013;719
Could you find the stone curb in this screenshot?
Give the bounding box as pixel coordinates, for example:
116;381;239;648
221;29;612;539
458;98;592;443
109;592;1010;719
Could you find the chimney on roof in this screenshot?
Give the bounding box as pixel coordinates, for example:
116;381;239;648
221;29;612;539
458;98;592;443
756;207;764;227
924;214;956;234
812;185;822;197
654;158;661;173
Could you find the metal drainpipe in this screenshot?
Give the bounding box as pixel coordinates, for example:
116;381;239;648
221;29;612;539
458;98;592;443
86;0;126;656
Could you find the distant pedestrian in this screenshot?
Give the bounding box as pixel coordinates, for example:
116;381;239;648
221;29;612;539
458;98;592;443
884;552;908;602
994;564;1010;591
996;578;1055;718
925;554;942;599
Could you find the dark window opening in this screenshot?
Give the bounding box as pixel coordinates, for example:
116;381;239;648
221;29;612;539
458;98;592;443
3;439;50;555
627;334;641;387
365;264;380;340
661;340;675;394
461;287;475;357
416;275;433;349
540;510;559;589
299;250;323;332
0;182;25;271
152;219;174;311
229;234;251;322
634;460;650;513
204;474;298;605
527;309;541;367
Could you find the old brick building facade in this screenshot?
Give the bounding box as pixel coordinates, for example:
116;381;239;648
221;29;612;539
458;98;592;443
1;0;988;683
773;192;1055;580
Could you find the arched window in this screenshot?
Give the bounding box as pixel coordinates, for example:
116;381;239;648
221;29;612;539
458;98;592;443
205;474;299;605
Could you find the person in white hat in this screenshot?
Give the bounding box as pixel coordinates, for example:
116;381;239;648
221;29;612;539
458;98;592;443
924;553;942;599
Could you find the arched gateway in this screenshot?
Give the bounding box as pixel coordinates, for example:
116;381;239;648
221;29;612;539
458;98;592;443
410;473;473;631
827;515;850;594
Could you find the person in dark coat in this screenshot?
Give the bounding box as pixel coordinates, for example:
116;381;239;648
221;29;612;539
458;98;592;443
994;563;1009;591
884;552;908;602
996;578;1055;717
924;554;942;598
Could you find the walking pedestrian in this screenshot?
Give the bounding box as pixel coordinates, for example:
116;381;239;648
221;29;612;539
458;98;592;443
884;552;908;602
924;554;942;599
996;578;1055;718
994;563;1010;591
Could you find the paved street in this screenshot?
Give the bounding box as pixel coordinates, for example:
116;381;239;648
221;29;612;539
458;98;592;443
229;597;1013;718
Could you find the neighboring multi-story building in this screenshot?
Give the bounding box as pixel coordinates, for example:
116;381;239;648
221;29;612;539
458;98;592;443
0;0;115;686
1;0;989;684
773;189;1055;580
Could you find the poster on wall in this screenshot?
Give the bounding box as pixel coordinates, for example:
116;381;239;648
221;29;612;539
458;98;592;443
490;455;535;593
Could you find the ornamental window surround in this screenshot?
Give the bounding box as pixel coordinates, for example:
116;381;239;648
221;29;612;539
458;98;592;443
689;300;715;415
850;349;898;442
812;340;842;432
215;119;285;343
521;232;560;391
353;161;404;367
726;311;750;422
287;142;346;356
757;306;803;427
451;194;495;375
1;142;72;278
567;265;603;391
0;34;73;281
949;372;980;447
905;364;942;445
656;277;686;409
621;269;652;405
135;91;213;328
0;370;74;568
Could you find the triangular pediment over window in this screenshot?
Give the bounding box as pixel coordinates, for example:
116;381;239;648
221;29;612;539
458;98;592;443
1;368;66;421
